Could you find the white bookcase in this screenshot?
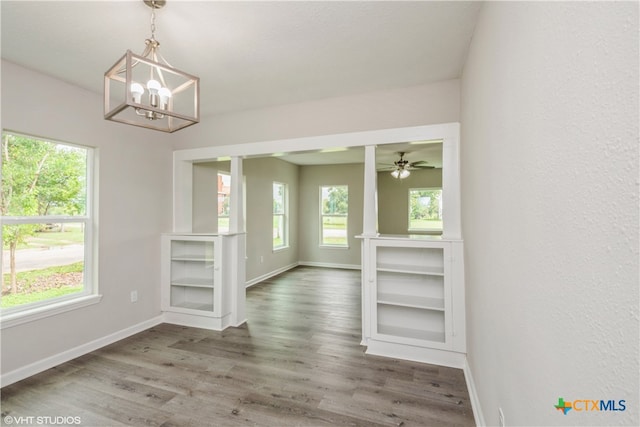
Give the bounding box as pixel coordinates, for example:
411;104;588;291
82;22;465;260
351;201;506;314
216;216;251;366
361;235;466;368
161;234;232;330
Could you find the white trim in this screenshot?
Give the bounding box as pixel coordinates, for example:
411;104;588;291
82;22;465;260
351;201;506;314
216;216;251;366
463;358;486;427
318;245;351;250
245;262;298;288
1;294;102;329
298;261;361;270
0;315;163;387
365;339;466;369
173;123;461;232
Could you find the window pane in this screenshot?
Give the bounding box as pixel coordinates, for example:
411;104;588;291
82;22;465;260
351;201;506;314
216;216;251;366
273;182;287;249
1;134;87;217
409;189;443;230
1;222;85;309
321;186;348;215
217;173;231;233
321;215;348;246
273;183;284;214
273;215;285;248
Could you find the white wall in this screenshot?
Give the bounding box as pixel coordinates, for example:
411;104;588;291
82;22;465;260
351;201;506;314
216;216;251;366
174;79;460;149
1;61;173;376
461;3;638;426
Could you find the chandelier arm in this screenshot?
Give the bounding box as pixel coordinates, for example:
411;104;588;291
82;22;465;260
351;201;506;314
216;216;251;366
156;51;174;69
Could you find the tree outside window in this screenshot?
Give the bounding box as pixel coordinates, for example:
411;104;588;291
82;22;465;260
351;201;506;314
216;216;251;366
320;185;348;246
1;133;93;310
409;188;443;231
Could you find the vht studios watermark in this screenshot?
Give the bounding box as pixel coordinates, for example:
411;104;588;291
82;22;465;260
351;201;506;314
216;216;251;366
554;397;627;415
2;415;82;425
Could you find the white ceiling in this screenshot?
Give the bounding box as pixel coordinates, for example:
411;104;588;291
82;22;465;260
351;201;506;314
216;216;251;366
1;0;481;119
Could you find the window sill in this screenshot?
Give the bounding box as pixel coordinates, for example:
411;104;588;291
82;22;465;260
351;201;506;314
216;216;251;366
0;294;103;330
319;245;350;250
273;246;290;253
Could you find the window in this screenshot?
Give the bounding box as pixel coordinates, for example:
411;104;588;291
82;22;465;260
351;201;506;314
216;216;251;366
217;172;231;233
408;188;443;232
273;182;288;249
1;132;96;319
320;185;348;247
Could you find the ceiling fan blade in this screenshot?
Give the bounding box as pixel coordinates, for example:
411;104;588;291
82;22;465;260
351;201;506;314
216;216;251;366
411;165;435;169
410;160;429;166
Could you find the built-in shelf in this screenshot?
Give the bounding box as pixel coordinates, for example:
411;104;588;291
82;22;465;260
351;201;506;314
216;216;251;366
360;235;466;367
171;255;215;262
377;293;445;311
377;263;444;276
162;234;233;331
377;324;446;344
171;300;214;311
170;278;215;288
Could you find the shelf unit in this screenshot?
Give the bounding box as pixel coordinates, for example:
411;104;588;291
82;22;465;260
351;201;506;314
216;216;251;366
360;235;466;368
161;234;232;330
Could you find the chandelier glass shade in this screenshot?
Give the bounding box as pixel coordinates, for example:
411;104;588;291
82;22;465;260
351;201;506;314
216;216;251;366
104;0;199;133
391;168;410;179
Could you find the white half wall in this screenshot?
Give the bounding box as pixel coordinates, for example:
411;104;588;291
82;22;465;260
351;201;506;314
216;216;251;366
0;61;173;379
461;3;638;426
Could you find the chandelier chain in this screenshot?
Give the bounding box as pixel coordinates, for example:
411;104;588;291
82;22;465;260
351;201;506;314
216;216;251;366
150;1;157;39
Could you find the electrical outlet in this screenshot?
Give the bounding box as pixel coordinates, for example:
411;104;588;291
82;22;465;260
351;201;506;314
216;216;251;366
498;408;505;427
260;256;264;263
130;290;138;303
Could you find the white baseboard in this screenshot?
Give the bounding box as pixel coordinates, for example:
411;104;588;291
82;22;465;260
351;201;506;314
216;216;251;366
298;261;361;270
0;315;163;387
463;358;486;426
245;262;299;288
365;339;466;369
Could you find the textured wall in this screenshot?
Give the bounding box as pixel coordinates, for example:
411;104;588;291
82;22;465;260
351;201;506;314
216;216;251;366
461;2;638;425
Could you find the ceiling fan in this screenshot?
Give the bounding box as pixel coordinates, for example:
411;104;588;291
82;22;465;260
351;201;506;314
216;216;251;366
379;152;434;179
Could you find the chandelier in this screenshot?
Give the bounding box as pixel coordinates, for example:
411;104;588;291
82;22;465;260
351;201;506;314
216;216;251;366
104;0;199;133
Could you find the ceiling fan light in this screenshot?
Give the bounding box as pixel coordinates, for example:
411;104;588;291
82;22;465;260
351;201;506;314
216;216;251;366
399;169;410;179
391;169;400;179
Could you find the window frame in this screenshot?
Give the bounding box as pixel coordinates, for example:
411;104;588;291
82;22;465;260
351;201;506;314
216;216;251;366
407;187;443;233
0;132;100;328
319;185;349;248
272;181;288;251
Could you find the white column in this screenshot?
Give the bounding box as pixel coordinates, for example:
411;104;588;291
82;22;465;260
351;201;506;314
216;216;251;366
229;156;244;233
362;145;378;237
441;132;462;240
229;156;246;326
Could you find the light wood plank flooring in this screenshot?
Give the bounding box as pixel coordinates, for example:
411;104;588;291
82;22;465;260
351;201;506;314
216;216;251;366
1;266;475;426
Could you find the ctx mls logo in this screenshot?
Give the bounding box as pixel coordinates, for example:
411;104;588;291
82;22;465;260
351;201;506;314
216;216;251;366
555;398;573;415
554;397;626;415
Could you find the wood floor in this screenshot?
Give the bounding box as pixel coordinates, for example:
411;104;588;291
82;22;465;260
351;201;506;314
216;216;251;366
1;266;475;426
